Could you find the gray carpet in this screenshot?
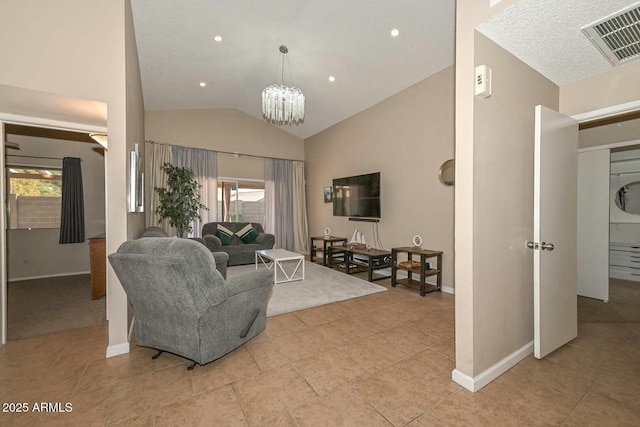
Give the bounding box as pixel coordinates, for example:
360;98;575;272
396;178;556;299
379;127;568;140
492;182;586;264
7;274;107;341
227;261;388;317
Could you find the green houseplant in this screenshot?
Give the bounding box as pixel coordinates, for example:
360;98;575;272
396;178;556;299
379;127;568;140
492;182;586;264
155;163;207;237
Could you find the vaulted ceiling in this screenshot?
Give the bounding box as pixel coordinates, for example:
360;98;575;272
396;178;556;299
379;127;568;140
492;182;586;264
131;0;456;139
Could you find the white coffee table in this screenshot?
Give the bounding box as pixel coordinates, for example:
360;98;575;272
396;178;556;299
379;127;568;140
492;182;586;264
255;249;305;284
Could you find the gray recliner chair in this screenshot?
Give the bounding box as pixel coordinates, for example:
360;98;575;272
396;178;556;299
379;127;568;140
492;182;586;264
108;237;273;369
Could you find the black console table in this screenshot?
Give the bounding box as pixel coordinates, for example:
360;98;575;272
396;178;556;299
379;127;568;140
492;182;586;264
328;245;392;282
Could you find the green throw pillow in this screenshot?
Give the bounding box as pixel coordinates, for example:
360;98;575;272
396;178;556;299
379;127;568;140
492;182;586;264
216;224;234;245
237;223;258;243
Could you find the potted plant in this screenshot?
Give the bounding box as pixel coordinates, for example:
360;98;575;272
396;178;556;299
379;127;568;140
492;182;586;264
155;162;207;237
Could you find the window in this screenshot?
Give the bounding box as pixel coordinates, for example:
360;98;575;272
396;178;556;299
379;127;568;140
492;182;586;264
217;180;265;225
7;167;62;229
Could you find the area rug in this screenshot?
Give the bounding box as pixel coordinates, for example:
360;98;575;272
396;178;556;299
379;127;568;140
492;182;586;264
226;261;387;316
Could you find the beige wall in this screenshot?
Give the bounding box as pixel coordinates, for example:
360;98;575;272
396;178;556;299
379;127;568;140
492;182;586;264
560;61;640;117
305;67;455;289
125;0;146;240
457;0;640;390
145;108;304;162
6;136;105;280
473;32;559;374
455;0;518;380
0;0;143;354
579;118;640;149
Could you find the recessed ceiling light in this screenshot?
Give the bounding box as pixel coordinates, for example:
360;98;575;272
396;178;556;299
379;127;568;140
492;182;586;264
214;35;222;42
328;76;336;82
390;28;400;37
199;82;206;87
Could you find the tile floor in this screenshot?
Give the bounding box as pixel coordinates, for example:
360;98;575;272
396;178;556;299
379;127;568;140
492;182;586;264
1;275;639;426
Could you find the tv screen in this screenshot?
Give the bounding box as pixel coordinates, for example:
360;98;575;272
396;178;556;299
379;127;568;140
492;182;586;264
333;172;381;218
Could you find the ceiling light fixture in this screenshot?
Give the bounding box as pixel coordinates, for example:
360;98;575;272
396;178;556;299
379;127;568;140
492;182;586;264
214;35;222;42
390;28;400;37
262;45;305;126
328;76;336;82
200;82;207;87
89;133;108;149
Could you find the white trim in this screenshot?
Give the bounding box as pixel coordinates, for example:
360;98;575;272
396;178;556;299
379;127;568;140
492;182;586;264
0;123;5;345
0;114;107;348
441;285;455;294
8;271;91;282
0;113;106;135
217;176;265;184
452;341;533;392
106;342;130;358
571;100;640;123
579;139;640;153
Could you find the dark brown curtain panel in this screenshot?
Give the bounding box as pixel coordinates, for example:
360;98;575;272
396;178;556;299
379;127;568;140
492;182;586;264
59;157;85;244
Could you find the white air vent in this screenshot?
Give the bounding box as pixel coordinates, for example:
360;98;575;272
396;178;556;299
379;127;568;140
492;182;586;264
582;2;640;66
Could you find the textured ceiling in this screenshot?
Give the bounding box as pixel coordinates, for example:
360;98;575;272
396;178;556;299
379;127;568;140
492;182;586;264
131;0;455;139
477;0;640;86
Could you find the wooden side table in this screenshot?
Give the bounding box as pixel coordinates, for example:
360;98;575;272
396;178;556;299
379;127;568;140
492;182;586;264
89;234;106;300
309;236;347;265
391;246;442;296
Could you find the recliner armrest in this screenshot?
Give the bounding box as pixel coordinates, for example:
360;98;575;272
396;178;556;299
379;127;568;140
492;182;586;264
203;234;222;251
254;232;275;248
226;269;273;297
211;252;229;279
189;237;206;246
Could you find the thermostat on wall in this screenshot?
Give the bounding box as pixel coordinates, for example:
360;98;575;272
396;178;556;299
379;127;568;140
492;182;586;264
475;65;492;99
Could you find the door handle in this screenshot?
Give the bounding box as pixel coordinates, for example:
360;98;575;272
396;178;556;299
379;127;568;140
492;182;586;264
526;240;538;250
540;242;554;251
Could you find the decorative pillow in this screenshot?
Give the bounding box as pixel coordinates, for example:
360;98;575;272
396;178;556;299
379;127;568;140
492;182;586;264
237;223;258;243
216;224;234;245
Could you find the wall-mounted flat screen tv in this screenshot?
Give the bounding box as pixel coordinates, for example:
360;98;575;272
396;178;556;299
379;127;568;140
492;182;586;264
333;172;381;218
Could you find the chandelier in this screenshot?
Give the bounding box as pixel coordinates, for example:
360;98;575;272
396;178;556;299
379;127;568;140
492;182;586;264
262;45;305;126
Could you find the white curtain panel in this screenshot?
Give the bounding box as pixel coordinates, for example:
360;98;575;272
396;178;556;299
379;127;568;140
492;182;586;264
292;161;309;254
145;141;173;234
172;146;218;238
265;158;294;251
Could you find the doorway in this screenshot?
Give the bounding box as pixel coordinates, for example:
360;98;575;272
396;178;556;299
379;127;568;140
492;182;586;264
0;118;107;345
578;117;640;304
5;125;107;340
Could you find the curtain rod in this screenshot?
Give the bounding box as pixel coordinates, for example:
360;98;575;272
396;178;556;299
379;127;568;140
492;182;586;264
145;139;303;163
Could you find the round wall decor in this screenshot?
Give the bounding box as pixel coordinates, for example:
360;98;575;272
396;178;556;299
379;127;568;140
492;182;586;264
412;235;423;247
438;159;455;186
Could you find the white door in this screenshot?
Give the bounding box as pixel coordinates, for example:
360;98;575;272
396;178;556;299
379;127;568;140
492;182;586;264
577;150;610;301
534;105;578;359
0;122;5;344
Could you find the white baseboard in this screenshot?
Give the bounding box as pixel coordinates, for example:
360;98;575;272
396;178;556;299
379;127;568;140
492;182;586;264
106;342;130;358
451;340;533;392
8;271;91;282
441;285;454;294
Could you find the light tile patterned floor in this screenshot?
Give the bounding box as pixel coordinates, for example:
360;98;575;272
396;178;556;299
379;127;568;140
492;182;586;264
1;274;639;426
